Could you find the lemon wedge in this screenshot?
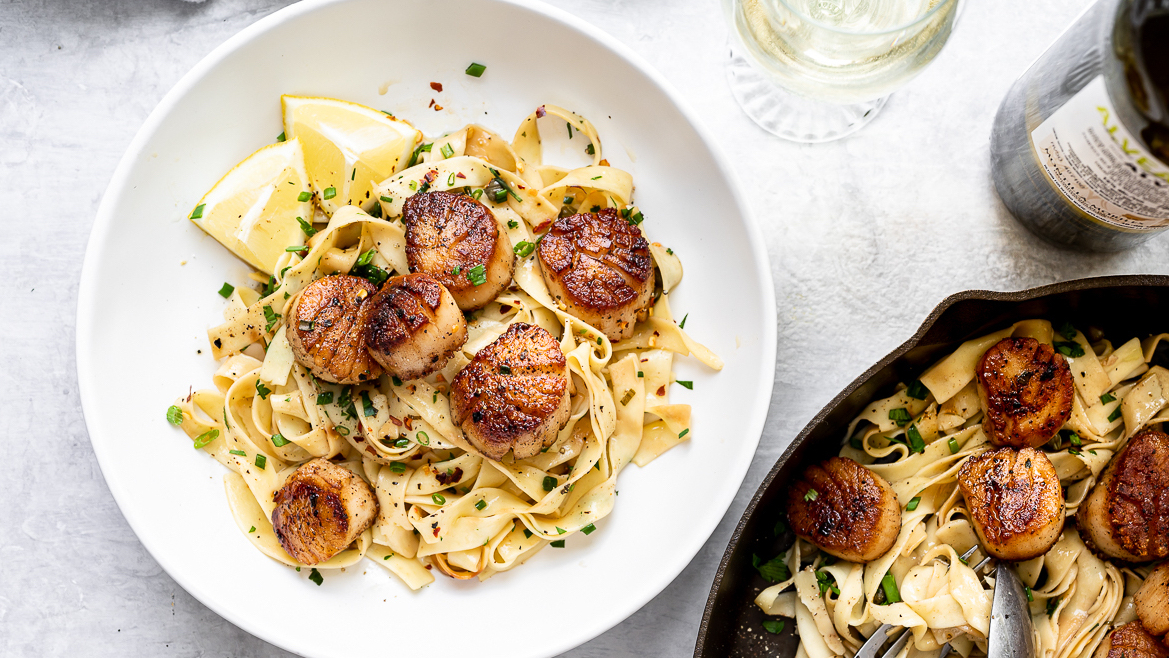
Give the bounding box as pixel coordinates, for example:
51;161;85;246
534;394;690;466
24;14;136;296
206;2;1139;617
281;95;421;216
188;138;312;275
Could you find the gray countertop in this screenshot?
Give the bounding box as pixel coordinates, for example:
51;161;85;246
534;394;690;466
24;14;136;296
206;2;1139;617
4;0;1166;655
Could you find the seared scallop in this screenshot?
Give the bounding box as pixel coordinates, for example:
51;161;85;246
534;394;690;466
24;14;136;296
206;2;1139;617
286;275;382;384
1135;561;1169;640
957;447;1064;561
1093;622;1169;658
536;208;653;342
271;458;378;565
786;457;902;563
403;191;514;311
364;273;467;381
1078;428;1169;563
449;322;570;461
976;337;1074;449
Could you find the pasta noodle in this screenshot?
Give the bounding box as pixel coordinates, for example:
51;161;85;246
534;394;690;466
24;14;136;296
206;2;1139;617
755;320;1162;658
169;104;721;590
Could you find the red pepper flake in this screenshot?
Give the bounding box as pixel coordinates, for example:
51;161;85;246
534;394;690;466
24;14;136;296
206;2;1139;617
425;564;433;570
656;385;666;397
498;304;512;314
404;417;414;431
535;105;546;118
435;467;463;485
434;104;443;111
534;220;551;233
433;527;440;537
455;172;465;179
430;82;443;92
422;170;437;184
599;158;610;166
428;98;435;108
388;416;403;427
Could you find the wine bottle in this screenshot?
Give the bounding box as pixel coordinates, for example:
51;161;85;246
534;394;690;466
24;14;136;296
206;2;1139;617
990;0;1169;252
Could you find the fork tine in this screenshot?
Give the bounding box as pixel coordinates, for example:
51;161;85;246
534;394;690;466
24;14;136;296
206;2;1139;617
959;545;978;561
855;624;896;658
878;629;912;658
938;642;953;658
973;556;993;572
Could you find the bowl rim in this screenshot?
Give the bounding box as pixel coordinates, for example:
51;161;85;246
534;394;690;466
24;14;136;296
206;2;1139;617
694;273;1169;656
75;0;778;655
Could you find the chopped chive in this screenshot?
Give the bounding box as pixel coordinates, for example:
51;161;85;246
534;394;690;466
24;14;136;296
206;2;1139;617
888;408;912;426
391;375;403;387
217;282;235;298
296;216;317;238
762;619;784;634
432;493;445;505
1069;447;1083;456
507;219;519;229
881;573;901;603
335;425;350;436
440;143;454;159
678;428;689;438
1100;392;1116;404
249;525;257;533
255;454;266;469
678;313;688;329
255;380;271;400
308;568;323;586
276;132;286;142
906;380;929;400
189;204;205;219
1068;432;1082;447
1054;341;1085;358
1046;596;1060;617
192;429;219;449
389;462;406;473
542;476;556;492
465;62;486;77
905;425;925;453
948;436;960;454
906;496;921;511
229;449;246;456
523;529;533;539
666;247;673;255
582;523;596;535
285;245;309;253
676;380;693;390
555;526;566;535
804;488;819;502
322;187;336;200
467;263;487;286
475;499;487;511
1025;586;1034;602
380;195;393;203
166;405;184;425
470;188;483;201
316;391;333;405
590;175;602;180
637;371;644;378
263;305;280;332
361;391;376;417
513;241;535;257
384;554;392;560
271;433;290;447
416;431;429;446
585;143;595;155
1108;407;1122;422
550;540;565;548
297;191;311;202
351;168;356;181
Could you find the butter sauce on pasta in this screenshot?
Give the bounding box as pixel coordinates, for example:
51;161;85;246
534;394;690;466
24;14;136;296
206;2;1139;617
171;104;722;589
756;321;1169;658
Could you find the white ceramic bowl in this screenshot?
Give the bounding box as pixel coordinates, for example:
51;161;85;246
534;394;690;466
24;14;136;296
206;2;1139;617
76;0;776;656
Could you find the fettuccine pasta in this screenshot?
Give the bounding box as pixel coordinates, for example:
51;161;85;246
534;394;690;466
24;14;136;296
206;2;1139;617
168;103;721;590
755;320;1167;658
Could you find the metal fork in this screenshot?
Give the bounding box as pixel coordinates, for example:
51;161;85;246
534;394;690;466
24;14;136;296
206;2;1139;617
855;546;993;658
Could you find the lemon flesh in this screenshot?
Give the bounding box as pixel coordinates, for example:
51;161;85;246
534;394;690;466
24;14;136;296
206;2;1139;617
282;95;421;216
188;138;312;275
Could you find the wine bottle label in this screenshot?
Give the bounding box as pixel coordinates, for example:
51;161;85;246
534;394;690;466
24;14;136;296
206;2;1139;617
1030;75;1169;230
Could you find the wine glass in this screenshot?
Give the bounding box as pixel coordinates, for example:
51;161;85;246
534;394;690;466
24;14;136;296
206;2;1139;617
727;0;961;142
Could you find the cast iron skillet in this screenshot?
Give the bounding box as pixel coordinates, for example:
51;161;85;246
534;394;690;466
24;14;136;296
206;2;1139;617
695;274;1169;657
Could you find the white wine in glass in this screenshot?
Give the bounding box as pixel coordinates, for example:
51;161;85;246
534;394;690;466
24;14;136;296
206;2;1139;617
729;0;960;142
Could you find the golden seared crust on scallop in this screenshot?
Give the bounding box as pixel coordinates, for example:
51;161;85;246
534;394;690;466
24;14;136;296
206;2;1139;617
449;323;570;461
1078;428;1169;563
364;273;467;381
976;337;1074;449
536;208;653;342
271;458;378;566
1093;622;1169;658
1135;561;1169;639
786;457;902;563
403;191;514;311
286;275;382;384
957;447;1065;561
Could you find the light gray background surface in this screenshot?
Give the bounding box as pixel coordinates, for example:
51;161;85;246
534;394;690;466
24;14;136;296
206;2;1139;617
4;0;1165;655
